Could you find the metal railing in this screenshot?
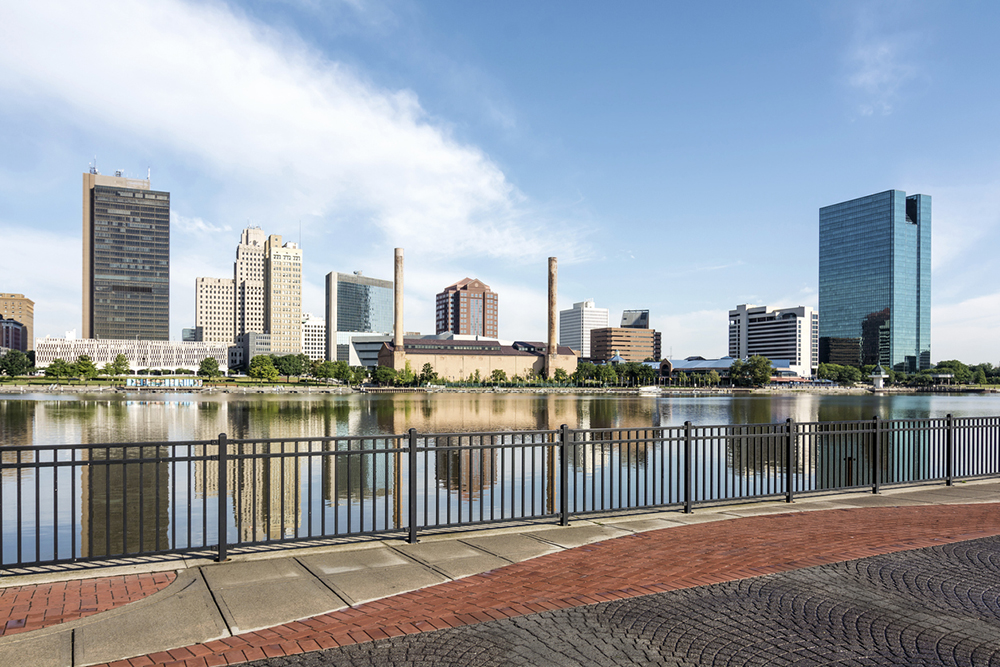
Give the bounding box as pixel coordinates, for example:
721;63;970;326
2;414;998;569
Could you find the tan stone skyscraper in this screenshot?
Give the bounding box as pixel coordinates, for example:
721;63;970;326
234;227;267;340
194;277;235;343
265;234;302;355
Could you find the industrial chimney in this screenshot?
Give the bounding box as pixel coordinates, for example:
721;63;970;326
546;256;557;377
393;248;405;368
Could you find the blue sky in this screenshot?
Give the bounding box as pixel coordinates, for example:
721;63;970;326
2;0;999;363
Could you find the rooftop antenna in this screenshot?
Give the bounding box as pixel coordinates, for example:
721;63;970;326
298;219;301;247
89;156;99;175
147;166;151;181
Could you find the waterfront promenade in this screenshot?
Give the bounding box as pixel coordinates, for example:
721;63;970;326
1;480;998;666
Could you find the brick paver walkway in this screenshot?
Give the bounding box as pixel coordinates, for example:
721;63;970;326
94;504;1000;667
0;572;176;637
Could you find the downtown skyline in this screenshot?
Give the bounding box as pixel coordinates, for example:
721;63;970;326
2;1;1000;363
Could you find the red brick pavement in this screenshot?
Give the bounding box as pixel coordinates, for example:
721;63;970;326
0;572;175;637
90;503;1000;667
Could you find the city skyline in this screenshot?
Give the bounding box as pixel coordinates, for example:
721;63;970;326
3;2;1000;363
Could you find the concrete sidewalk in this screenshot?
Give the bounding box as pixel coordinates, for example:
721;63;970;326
1;479;998;667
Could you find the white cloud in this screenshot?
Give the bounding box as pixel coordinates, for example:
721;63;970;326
652;309;730;360
171;213;233;236
0;0;587;264
0;224;80;340
932;292;1000;365
844;7;920;116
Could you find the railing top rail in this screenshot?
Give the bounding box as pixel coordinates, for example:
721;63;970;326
0;438;219;452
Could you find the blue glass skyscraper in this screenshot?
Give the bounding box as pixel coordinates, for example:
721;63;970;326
819;189;930;372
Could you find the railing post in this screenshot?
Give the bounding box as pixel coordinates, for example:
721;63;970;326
216;433;228;562
945;413;954;486
408;428;418;543
560;424;569;526
872;415;880;495
785;418;795;503
684;421;693;514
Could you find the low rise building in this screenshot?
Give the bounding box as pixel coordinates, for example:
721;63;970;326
34;337;229;372
228;332;271;371
301;313;326;362
378;338;577;381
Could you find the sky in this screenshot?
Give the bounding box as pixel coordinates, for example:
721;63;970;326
1;0;999;364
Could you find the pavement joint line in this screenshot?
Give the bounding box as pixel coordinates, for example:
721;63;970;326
199;568;236;638
290;557;352;610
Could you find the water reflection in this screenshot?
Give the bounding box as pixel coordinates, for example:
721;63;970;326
3;392;1000;565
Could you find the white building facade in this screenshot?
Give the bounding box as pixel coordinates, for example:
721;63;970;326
35;337;230;372
195;277;235;343
301;313;326;361
559;299;610;358
728;304;819;377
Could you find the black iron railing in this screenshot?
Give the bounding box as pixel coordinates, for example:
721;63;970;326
2;414;998;569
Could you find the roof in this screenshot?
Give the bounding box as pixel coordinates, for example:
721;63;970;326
382;338;575;357
441;277;492;292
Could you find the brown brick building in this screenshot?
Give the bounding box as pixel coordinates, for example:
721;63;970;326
590;327;662;363
0;293;34;350
435;278;498;337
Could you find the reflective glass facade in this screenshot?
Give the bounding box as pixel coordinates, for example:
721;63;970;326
325;272;393;334
819;190;930;372
84;174;170;341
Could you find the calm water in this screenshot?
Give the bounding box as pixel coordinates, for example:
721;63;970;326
3;391;999;565
3;390;1000;447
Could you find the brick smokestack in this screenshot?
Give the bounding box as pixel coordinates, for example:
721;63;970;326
394;248;404;348
547;256;557;376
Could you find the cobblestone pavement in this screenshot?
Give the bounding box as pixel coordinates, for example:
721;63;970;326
246;535;1000;667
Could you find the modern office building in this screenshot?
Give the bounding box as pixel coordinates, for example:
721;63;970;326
728;304;818;377
620;309;650;329
324;271;394;361
195;277;235;344
559;299;609;358
590;327;661;363
819;190;930;371
0;319;27;352
0;293;34;350
301;313;326;361
82;169;170;340
435;278;498;338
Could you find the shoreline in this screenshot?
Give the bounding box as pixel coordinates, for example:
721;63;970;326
0;383;957;398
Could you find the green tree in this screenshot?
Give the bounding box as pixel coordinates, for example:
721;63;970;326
44;358;71;378
491;368;508;384
248;355;279;382
0;350;31;377
552;368;568;383
419;363;438;385
934;359;972;384
973;367;987;385
372;365;397;386
397;360;416;386
707;370;721;386
198;357;222;378
730;356;772;387
837;365;863;385
677;371;688;387
596;364;617;386
312;361;336;382
74;354;98;380
273;354;308;381
350;365;369;385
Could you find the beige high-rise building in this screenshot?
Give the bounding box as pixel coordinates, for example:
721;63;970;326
194;277;235;343
0;293;34;350
265;235;302;355
234;227;267;339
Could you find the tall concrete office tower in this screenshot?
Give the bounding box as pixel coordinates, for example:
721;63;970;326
819;189;930;372
83;169;170;340
559;299;609;358
194;277;235;343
